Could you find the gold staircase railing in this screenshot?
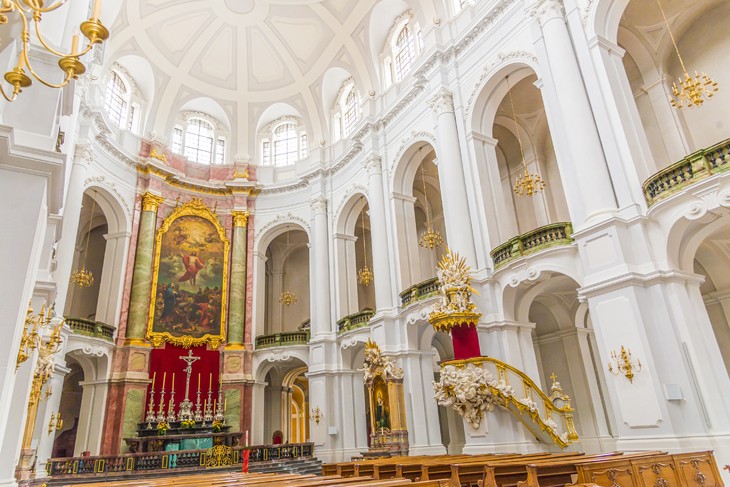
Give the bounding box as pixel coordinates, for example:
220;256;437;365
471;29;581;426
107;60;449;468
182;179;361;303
441;356;579;448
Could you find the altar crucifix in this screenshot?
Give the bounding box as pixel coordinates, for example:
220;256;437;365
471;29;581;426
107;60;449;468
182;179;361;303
178;349;201;421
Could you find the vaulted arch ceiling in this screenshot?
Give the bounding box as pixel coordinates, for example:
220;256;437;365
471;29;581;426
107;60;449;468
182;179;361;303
107;0;383;155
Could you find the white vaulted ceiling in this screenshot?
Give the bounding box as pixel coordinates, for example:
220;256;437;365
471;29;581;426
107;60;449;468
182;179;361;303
106;0;405;156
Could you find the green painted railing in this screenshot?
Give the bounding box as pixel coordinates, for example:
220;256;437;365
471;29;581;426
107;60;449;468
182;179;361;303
399;277;439;307
490;222;574;269
337;309;375;334
254;331;310;349
65;317;115;342
643;138;730;206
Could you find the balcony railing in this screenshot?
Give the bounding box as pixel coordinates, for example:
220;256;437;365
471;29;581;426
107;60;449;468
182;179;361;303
255;331;310;349
490;222;574;269
399;277;439;307
337;309;375;334
643;138;730;206
65;317;115;342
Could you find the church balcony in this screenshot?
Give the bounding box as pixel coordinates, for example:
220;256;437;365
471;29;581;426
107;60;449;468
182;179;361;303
643;138;730;206
255;331;310;350
65;316;115;342
399;277;439;308
337;309;375;334
490;222;574;270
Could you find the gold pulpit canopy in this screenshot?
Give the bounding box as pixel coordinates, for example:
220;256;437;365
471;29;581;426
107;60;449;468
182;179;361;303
428;248;482;332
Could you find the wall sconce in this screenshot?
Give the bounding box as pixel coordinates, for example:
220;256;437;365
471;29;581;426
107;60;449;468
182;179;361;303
48;412;63;435
608;346;642;383
311;406;323;425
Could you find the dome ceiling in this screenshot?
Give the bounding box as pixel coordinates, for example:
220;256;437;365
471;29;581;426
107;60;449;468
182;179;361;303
107;0;387;150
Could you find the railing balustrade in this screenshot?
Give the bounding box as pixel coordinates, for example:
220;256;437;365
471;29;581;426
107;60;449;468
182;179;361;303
254;331;310;349
643;138;730;205
64;316;115;342
336;309;375;334
399;277;439;307
490;222;574;269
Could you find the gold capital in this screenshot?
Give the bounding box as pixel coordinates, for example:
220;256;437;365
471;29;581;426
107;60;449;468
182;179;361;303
231;211;250;228
141;192;165;213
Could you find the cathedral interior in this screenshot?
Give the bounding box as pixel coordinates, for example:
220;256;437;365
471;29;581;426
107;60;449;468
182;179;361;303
1;0;730;486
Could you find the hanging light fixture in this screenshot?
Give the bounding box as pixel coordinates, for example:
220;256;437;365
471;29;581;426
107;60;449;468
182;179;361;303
357;204;374;286
279;227;298;306
70;195;96;288
0;0;109;102
507;76;545;198
418;149;444;249
655;0;717;109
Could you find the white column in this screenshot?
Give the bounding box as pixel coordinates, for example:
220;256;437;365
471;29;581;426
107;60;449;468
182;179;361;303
252;251;268;339
74;379;109;455
310;196;332;336
334;234;358;317
529;0;617;226
55;147;92;314
33;363;70;478
95;231;130;327
392;193;421;287
402;351;447;455
642;76;694;161
363;157;395;310
251;381;266;445
428;89;478;266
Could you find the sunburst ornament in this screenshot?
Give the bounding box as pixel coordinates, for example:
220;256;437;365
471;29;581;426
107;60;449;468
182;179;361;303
505;76;545;198
70;195;97;288
655;0;717;109
357;204;374;286
417;151;444;249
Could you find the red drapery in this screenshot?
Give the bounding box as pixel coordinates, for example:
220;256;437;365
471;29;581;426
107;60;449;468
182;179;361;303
144;344;221;419
450;323;482;360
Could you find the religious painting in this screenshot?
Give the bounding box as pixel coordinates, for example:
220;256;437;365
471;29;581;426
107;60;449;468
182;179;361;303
147;198;229;348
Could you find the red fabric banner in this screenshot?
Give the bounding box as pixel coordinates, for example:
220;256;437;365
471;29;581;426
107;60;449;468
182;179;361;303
450;322;482;360
144;344;221;419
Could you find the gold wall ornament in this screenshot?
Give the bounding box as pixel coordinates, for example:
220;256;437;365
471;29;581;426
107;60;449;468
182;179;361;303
146;198;229;349
141;192;165;213
16;304;63;371
0;0;109;102
279;291;298;306
230;210;250;228
47;412;63;435
149;147;167;163
608;345;642;383
357;203;374;286
70;196;97;288
310;406;323;425
655;0;718;109
505;76;546;197
233;168;250;180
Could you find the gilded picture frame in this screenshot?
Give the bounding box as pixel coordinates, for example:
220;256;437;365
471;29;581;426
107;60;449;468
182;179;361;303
146;198;229;348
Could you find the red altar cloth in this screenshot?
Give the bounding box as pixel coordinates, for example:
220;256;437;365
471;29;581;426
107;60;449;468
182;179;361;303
450;322;482;360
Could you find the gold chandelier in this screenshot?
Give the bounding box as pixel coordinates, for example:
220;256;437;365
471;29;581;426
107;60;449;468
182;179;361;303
0;0;109;102
506;76;545;197
655;0;717;109
417;152;444;249
70;195;96;288
357;204;374;286
279;228;297;306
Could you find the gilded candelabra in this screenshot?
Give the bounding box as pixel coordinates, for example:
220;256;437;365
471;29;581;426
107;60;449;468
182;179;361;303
16;303;63;371
655;0;718;108
0;0;109;102
505;76;545;197
608;345;642;384
311;406;323;425
279;291;298;306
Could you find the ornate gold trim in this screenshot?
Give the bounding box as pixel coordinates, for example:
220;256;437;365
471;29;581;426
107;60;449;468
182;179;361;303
146;198;229;349
141;192;165;213
137;165;260;198
429;311;482;333
230;211;250;228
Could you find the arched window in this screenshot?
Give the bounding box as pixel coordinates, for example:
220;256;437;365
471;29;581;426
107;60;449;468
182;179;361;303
382;12;422;88
170;113;227;165
104;71;128;128
273;123;299;165
343;89;360;137
394;26;416;82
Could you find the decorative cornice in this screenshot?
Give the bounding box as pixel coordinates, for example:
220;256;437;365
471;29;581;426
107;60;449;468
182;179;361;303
363;155;383;175
141;192;165;213
428;88;455;114
527;0;565;24
310;195;328;213
74;144;95;166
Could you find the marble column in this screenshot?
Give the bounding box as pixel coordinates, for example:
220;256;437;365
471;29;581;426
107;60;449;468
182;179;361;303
529;0;617;226
364;157;394;310
125;192;164;345
310;196;332;336
428;89;478;266
227;211;249;348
